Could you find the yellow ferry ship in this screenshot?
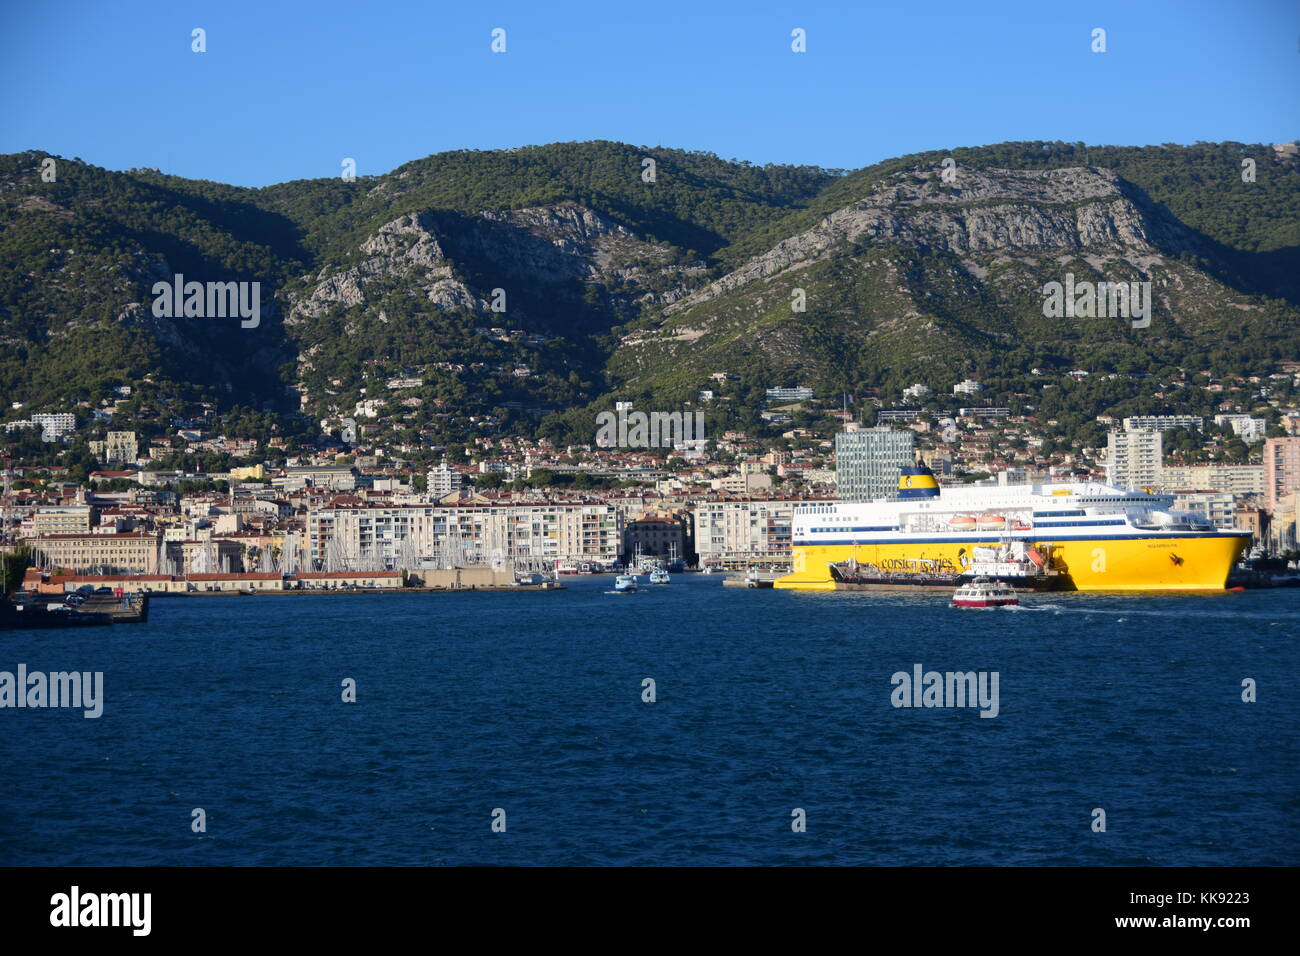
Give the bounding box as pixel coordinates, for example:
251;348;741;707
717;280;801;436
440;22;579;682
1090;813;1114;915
775;465;1251;592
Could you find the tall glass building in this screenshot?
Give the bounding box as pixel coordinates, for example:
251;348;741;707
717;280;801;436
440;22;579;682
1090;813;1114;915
834;425;915;501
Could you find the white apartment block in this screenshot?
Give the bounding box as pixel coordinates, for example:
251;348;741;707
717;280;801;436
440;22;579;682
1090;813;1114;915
32;413;77;441
426;462;464;498
1122;415;1202;433
693;499;799;565
901;383;932;401
1107;428;1162;488
308;502;624;569
5;413;77;442
1213;414;1268;442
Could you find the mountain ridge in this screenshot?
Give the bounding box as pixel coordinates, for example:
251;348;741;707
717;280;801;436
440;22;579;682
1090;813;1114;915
1;139;1297;449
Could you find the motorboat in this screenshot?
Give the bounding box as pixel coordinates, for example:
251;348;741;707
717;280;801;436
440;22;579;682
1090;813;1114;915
952;576;1019;608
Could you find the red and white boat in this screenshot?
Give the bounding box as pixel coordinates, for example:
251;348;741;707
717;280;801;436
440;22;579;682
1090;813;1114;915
952;576;1020;608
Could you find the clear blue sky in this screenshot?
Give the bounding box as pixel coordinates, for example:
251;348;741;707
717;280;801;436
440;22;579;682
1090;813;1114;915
2;0;1296;187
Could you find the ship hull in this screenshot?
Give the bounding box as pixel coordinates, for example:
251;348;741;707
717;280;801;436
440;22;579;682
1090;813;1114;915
776;533;1251;592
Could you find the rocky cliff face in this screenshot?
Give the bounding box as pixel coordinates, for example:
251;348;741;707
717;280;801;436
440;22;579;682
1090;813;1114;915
287;212;478;323
663;167;1200;318
286;201;699;327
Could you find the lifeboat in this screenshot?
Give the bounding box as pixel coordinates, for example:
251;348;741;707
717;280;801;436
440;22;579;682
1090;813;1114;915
976;514;1008;530
947;515;977;530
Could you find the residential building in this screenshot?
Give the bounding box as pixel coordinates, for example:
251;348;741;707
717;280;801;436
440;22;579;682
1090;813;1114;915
308;501;624;569
89;431;139;464
693;500;797;565
1214;414;1268;442
1107;428;1163;488
876;409;922;423
902;383;932;401
1157;464;1264;497
426;462;464;498
1263;436;1300;513
6;413;77;442
1122;415;1202;433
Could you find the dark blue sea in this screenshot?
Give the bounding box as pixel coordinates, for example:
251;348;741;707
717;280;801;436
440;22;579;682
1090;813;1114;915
2;576;1297;866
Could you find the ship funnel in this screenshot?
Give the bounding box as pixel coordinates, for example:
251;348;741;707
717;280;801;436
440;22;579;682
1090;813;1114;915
898;462;940;499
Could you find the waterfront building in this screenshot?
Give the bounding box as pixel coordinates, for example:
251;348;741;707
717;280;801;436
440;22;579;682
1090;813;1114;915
307;501;624;569
23;531;162;574
624;513;686;562
692;499;801;565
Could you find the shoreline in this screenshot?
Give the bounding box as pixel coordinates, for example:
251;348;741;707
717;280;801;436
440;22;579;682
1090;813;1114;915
148;584;565;597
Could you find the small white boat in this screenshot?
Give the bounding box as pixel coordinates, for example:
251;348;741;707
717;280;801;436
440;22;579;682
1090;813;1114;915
952;576;1019;608
700;565;717;575
648;569;670;585
613;574;638;593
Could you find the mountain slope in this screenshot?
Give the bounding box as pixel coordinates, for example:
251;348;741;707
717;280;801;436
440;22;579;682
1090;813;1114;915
0;140;1296;448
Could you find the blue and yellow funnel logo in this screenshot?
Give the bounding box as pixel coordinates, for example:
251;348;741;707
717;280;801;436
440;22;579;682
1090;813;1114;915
898;462;940;499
